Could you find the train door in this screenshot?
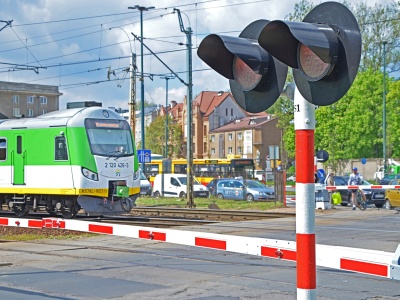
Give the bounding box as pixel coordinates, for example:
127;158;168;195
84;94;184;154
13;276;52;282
12;134;25;185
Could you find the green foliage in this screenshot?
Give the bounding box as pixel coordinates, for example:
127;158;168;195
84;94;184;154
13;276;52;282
136;99;156;110
271;1;400;165
386;79;400;157
315;69;384;160
145;115;183;158
286;165;295;176
352;1;400;73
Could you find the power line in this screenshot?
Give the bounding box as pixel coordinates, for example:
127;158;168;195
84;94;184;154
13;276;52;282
13;11;139;27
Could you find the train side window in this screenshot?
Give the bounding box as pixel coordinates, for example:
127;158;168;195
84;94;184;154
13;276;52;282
0;138;6;161
16;135;22;154
55;136;68;160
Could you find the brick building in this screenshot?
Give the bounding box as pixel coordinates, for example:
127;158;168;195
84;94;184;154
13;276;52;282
163;91;282;170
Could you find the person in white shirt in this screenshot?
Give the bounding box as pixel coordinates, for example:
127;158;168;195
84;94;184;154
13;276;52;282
348;167;366;210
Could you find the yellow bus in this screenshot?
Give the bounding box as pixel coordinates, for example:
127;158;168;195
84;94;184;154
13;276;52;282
144;158;255;186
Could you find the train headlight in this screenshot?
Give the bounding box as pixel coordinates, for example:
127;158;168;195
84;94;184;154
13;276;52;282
134;169;140;180
82;167;99;181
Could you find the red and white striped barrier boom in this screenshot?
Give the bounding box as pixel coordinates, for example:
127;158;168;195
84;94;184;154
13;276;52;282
325;185;400;190
1;216;399;281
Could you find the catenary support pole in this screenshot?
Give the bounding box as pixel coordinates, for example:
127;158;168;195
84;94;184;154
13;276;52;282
294;86;316;299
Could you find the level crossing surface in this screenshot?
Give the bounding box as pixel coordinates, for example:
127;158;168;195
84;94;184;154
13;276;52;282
0;206;399;299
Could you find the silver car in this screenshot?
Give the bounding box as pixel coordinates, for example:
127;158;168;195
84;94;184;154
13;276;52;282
216;179;275;201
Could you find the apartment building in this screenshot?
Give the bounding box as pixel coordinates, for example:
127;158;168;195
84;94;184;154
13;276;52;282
0;81;62;119
209;116;281;171
172;91;282;170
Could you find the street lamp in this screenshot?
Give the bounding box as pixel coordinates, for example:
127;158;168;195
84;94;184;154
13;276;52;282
161;76;174;158
109;27;136;135
128;5;155;169
383;41;387;173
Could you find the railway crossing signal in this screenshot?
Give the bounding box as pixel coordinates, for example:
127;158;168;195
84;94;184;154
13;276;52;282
197;2;362;299
258;2;361;106
197;19;288;113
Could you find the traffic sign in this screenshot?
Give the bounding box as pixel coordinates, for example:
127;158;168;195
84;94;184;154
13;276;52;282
138;149;151;163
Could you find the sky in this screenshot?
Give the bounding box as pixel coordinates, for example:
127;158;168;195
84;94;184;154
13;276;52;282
0;0;394;110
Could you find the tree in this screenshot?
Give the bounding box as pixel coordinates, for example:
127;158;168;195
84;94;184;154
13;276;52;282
352;1;400;74
145;116;183;158
272;0;400;164
285;0;400;74
136;99;157;110
315;69;384;161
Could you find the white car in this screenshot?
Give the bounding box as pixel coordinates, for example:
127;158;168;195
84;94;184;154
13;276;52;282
287;175;296;182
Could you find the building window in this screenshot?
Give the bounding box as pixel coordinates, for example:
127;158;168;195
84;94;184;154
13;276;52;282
27;96;34;103
211;135;215;142
13;95;20;103
204;142;207;152
55;136;68;160
238;146;242;154
0;138;6;161
231;108;233;116
13;108;20;117
228;147;233;154
228;133;233;140
42;110;47;115
203;125;207;135
192;123;195;136
40;96;47;104
237;132;243;140
226;108;228;116
27;109;33;117
211;148;215;154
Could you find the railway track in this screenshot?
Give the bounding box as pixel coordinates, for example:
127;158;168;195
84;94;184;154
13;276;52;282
130;207;295;221
0;207;295;229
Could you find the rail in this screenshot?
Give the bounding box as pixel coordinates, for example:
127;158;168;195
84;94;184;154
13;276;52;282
130;207;295;221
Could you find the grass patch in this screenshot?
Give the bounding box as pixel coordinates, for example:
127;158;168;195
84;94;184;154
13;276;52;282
136;196;284;210
0;227;98;241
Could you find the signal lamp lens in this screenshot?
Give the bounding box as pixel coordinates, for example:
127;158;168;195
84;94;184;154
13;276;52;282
232;57;262;91
298;44;332;81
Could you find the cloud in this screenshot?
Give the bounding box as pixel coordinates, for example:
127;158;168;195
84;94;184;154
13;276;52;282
0;0;393;109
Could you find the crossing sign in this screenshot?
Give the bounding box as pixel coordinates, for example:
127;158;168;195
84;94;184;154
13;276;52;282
138;149;151;163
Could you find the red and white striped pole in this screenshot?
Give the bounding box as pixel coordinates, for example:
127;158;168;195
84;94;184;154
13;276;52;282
294;86;316;299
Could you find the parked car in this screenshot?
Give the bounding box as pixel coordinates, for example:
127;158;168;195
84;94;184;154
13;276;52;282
384;179;400;209
215;179;274;201
152;174;209;198
380;174;400;185
253;170;266;181
287;175;296;182
332;176;385;208
139;169;152;196
206;178;228;197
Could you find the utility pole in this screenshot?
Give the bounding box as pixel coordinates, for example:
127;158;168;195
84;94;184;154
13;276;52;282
109;26;136;137
128;5;155;171
129;53;137;135
383;41;387;173
174;8;194;208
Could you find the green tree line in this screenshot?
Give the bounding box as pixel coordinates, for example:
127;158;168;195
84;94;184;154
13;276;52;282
268;0;400;167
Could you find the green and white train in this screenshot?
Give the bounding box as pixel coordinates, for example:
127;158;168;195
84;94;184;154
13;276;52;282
0;107;140;218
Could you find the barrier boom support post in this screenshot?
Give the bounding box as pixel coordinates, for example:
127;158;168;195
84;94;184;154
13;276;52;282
295;86;316;299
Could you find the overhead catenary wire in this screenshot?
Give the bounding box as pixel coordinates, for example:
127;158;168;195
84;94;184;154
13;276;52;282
1;0;397;93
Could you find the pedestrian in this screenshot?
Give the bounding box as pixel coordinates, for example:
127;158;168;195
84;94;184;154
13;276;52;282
348;167;366;210
325;172;335;209
314;172;319;183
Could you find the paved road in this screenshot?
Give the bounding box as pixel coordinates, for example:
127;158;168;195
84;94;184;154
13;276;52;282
0;206;399;299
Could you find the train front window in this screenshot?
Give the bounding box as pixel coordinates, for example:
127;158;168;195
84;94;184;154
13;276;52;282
85;119;133;157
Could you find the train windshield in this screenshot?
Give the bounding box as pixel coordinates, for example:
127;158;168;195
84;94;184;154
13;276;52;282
85;119;134;157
